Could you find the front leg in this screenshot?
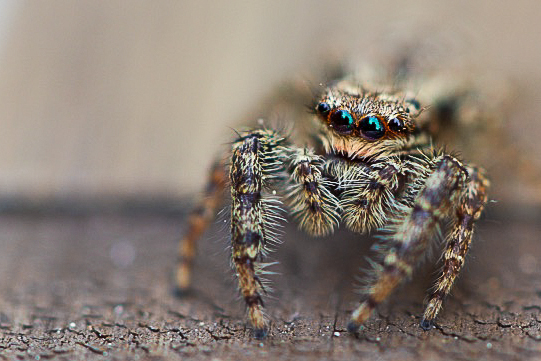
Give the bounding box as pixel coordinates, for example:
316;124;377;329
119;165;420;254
229;129;286;339
348;155;469;332
421;165;489;329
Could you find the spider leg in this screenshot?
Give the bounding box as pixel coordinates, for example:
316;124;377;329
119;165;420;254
285;148;340;236
421;165;489;329
229;129;286;338
176;159;227;292
348;155;468;333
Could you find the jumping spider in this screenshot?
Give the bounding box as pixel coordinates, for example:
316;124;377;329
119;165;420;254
176;76;489;339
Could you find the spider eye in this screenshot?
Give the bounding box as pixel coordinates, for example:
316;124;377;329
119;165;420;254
388;117;405;132
316;102;331;115
330;109;355;134
359;116;385;139
405;98;421;114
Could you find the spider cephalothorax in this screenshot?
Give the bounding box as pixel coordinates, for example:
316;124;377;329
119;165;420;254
177;75;489;339
314;82;429;161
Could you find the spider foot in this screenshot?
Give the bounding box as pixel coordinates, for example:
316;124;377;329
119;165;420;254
347;321;361;334
172;286;192;298
253;327;268;339
420;318;434;331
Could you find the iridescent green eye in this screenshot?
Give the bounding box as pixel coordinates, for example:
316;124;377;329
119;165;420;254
330;110;355;134
359;115;385;139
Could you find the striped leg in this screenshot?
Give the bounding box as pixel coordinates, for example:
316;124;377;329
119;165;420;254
176;160;227;292
286;148;340;237
229;130;286;338
348;155;468;333
421;165;489;329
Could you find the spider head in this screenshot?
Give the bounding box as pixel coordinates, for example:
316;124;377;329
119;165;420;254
314;82;423;159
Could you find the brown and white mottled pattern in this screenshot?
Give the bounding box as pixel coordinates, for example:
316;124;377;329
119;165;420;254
228;129;286;337
178;76;490;338
421;165;490;328
176;160;227;291
285;148;340;236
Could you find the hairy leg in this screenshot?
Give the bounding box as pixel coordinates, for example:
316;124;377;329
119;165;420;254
348;155;468;333
176;159;227;292
229;129;286;338
421;165;489;329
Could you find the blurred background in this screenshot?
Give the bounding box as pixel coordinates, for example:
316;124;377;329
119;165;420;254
0;0;540;210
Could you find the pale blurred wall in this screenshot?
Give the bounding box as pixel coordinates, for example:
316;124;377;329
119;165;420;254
0;1;540;202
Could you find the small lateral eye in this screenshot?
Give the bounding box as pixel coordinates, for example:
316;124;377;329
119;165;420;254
316;102;331;115
330;109;355;134
405;98;421;114
359;115;386;139
388;117;405;132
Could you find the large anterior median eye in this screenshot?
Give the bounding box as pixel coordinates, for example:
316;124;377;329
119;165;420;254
330;109;355;134
359;115;386;139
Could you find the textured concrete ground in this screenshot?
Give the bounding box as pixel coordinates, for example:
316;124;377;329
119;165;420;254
0;205;539;360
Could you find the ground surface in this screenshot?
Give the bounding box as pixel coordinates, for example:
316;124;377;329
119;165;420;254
0;206;540;360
